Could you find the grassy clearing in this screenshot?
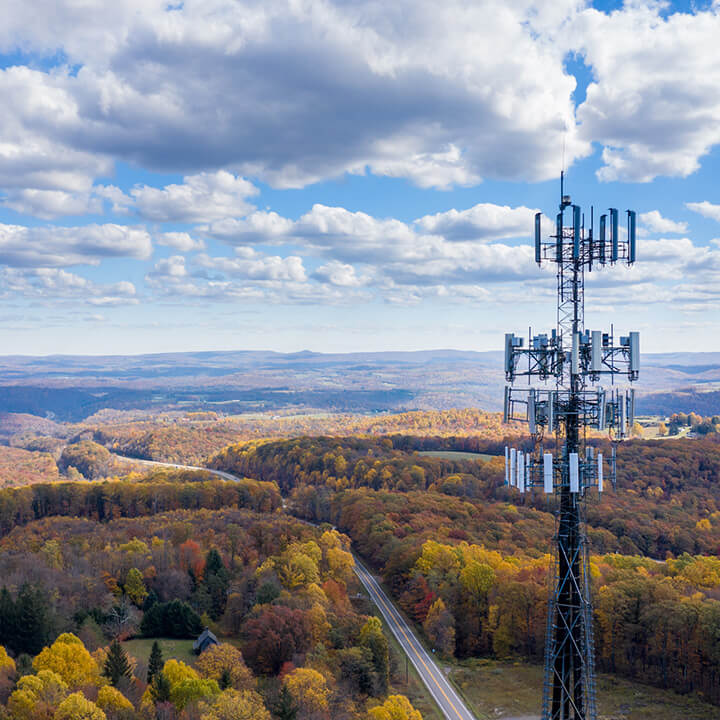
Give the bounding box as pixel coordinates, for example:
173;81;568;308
449;659;719;720
417;450;494;462
123;638;196;666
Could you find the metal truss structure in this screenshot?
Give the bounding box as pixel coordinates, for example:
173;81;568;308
502;174;639;720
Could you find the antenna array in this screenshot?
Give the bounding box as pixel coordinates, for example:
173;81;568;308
502;174;639;720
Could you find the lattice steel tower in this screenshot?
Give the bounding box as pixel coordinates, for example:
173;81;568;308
502;174;639;720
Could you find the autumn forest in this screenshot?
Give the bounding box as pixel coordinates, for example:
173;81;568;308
0;407;719;719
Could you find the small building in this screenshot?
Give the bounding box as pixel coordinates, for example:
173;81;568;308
193;628;219;654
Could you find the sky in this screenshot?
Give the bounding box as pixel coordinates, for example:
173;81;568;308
1;0;720;356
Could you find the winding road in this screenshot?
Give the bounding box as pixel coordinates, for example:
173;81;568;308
112;452;478;720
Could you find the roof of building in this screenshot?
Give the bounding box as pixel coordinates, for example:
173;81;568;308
192;628;219;650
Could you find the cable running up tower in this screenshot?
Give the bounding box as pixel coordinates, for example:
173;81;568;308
502;174;639;720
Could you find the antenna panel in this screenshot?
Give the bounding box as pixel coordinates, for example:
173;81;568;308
543;453;553;494
629;331;639;374
505;447;509;485
627;210;637;263
528;389;536;434
610;208;619;262
599;214;607;263
573;205;581;260
569;452;579;493
597;453;604;492
556;212;563;260
591;330;602;373
535;213;542;264
510;448;516;487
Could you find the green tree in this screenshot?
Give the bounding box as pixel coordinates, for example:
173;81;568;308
14;584;52;656
273;685;297;720
103;640;132;686
147;641;164;685
204;549;230;621
359;617;389;694
150;671;171;704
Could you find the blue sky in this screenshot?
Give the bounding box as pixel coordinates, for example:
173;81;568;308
0;0;719;355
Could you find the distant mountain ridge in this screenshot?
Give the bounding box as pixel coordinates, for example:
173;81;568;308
1;349;720;420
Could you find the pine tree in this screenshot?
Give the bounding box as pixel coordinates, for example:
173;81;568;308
273;685;297;720
150;671;171;704
13;584;51;656
104;639;132;686
147;641;164;685
203;549;229;621
0;587;16;651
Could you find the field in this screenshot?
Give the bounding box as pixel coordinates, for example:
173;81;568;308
417;450;495;461
450;660;718;720
123;638;196;667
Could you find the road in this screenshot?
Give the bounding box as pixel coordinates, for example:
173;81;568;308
354;558;477;720
111;453;239;481
112;451;478;720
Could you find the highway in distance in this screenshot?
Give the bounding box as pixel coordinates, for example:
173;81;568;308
354;559;477;720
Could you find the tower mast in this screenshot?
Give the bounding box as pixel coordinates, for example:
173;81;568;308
503;178;639;720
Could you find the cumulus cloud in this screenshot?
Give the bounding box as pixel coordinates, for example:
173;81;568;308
639;210;687;236
195;252;307;282
415;204;538;241
1;189;102;219
1;267;138;304
0;223;152;267
0;1;588;191
156;232;205;252
575;5;720;182
687;201;720;223
313;261;370;287
127;172;258;222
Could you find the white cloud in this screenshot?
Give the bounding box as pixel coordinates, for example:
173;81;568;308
415;204;538;241
575;5;720;182
687;201;720;223
129;171;258;222
1;267;139;304
313;261;370;287
156;232;205;251
195;252;307;282
1;189;102;219
0;1;588;190
0;223;152;267
639;210;687;235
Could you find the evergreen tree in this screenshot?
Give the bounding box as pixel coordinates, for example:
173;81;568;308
150;671;171;704
0;587;16;651
203;549;229;621
273;685;297;720
147;641;164;685
219;668;232;690
13;584;51;656
104;639;132;686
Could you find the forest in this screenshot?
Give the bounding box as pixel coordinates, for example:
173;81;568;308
0;499;423;720
210;432;720;703
3;406;720;714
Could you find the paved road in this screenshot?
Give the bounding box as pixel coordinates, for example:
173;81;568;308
354;558;477;720
111;453;239;482
112;451;478;720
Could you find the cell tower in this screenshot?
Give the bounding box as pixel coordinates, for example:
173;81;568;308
502;173;639;720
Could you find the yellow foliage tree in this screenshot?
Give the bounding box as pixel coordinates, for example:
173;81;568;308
54;692;106;720
283;667;329;717
368;695;423;720
0;644;15;672
199;689;270;720
195;644;254;690
8;671;68;720
33;634;102;690
96;686;133;713
162;659;219;709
